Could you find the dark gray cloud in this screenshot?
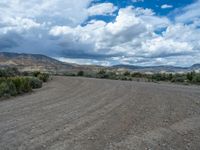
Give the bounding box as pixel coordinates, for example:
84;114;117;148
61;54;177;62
0;32;21;50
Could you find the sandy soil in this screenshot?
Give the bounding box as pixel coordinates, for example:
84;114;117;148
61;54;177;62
0;76;200;150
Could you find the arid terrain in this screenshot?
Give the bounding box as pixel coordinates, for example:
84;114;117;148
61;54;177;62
0;76;200;150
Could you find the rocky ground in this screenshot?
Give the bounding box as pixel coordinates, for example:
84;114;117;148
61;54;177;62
0;76;200;150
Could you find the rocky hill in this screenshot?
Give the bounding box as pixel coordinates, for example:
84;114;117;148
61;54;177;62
0;52;79;73
0;52;107;73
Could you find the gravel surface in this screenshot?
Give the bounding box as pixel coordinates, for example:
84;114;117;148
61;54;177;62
0;76;200;150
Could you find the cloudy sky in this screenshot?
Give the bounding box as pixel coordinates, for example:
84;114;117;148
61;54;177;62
0;0;200;66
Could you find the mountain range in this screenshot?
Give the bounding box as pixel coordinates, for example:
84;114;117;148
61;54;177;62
113;64;200;73
0;52;199;73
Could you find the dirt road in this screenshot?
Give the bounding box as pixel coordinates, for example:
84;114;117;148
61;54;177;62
0;76;200;150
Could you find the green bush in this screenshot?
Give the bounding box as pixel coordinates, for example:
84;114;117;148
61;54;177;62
33;71;41;77
0;67;20;77
0;77;42;98
29;77;43;89
32;71;50;82
22;71;30;76
37;73;49;82
97;69;109;78
192;73;200;84
77;71;84;76
11;77;23;94
11;77;32;93
62;69;200;85
118;76;128;80
0;70;6;77
7;81;17;96
123;71;131;76
0;82;10;97
171;76;186;83
106;72;117;80
21;78;32;92
0;69;49;98
0;81;17;97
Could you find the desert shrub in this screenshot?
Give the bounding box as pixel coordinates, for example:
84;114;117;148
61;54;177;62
0;68;48;98
168;73;173;81
131;72;143;78
192;73;200;84
0;70;6;77
119;76;128;80
127;77;133;81
33;71;41;77
98;69;106;75
0;82;10;97
11;77;23;94
97;69;109;78
19;78;32;93
29;77;43;89
37;73;49;82
0;67;20;77
25;78;32;92
98;73;109;79
22;71;30;76
123;71;131;76
61;69;200;85
0;81;17;97
152;73;162;81
10;77;32;93
0;76;44;98
84;72;96;78
33;71;50;81
171;76;186;83
7;81;17;96
77;71;84;76
106;72;117;80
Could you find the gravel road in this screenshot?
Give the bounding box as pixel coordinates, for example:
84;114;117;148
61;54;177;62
0;76;200;150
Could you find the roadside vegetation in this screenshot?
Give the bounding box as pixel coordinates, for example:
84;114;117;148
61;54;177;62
0;67;50;99
65;69;200;85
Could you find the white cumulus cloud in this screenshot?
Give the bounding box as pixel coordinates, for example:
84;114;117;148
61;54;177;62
87;3;117;16
161;4;173;9
48;6;200;66
175;0;200;23
0;0;200;66
132;0;144;3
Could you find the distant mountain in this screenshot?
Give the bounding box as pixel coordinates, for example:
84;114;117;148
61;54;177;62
191;64;200;69
1;52;199;73
0;52;80;72
0;52;106;73
113;64;200;73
